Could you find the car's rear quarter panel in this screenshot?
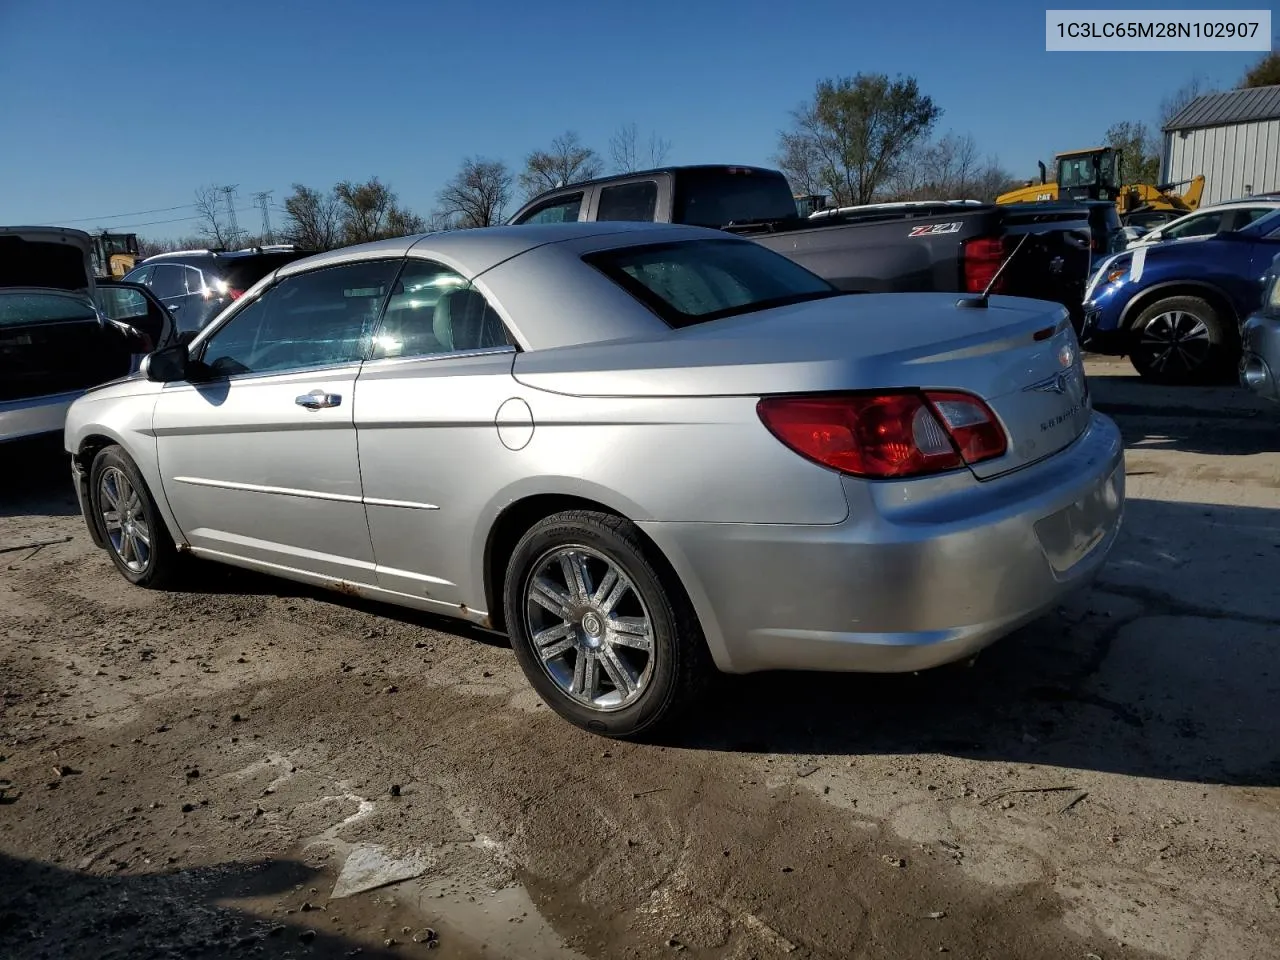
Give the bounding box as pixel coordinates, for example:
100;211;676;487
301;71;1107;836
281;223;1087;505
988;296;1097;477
354;354;852;616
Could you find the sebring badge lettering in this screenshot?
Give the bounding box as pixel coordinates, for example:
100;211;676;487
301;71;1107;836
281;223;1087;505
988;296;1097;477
908;222;963;237
1041;402;1082;432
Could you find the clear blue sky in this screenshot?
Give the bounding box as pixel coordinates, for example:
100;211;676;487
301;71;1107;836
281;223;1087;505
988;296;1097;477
0;0;1272;238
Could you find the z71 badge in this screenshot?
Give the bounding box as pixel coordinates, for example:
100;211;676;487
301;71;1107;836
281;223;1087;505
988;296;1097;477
907;222;963;237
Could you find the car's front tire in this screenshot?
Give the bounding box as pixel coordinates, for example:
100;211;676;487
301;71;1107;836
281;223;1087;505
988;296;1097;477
502;510;710;739
1128;295;1234;385
89;445;181;589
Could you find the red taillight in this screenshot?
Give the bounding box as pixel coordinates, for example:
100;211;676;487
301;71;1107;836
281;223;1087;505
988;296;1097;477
756;391;1006;479
961;235;1007;294
228;287;245;300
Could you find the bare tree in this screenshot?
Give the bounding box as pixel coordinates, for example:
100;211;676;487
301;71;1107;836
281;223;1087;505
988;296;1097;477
775;130;826;197
609;122;673;174
279;184;342;251
434;157;514;229
193;185;234;248
778;74;942;206
1160;76;1213;129
519;131;602;199
136;236;201;258
886;132;1015;202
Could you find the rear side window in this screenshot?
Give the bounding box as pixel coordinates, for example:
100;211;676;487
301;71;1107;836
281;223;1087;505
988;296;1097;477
515;194;583;224
597;181;658;222
1164;212;1223;240
149;264;185;298
584;238;838;329
673;169;798;227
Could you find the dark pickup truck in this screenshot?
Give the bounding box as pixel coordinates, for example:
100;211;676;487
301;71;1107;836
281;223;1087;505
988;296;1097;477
508;165;1094;325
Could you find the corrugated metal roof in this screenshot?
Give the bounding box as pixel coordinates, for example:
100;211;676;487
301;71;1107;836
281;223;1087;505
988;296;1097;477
1164;85;1280;132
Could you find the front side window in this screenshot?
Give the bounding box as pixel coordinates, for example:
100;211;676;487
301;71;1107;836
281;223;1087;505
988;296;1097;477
198;260;400;377
585;238;839;329
123;264;152;286
372;259;511;359
1233;206;1275;229
596;181;658;222
516;194;583;224
1058;157;1097;189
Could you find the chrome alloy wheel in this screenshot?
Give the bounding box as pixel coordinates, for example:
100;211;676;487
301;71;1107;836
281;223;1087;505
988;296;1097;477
99;466;150;573
1137;310;1211;376
523;545;654;711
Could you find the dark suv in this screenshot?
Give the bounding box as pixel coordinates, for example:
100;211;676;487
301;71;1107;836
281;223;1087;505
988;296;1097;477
123;246;310;333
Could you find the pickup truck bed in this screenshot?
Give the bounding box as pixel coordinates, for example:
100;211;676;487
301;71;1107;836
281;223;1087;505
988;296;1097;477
509;165;1094;326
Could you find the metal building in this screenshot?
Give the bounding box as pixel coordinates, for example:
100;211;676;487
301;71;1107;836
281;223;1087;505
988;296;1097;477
1162;85;1280;205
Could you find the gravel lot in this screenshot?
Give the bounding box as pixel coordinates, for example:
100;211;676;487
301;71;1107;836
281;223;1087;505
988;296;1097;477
2;356;1278;960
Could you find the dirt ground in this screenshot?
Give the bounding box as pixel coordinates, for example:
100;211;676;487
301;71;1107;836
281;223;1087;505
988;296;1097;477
2;356;1278;960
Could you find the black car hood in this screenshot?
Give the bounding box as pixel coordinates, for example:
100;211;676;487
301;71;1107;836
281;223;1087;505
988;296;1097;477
0;227;94;292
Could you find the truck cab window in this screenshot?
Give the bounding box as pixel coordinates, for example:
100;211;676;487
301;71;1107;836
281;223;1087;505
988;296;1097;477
516;194;583;224
597;182;658;222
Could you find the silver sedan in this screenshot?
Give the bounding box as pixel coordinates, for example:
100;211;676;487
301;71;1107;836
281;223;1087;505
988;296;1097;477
64;222;1125;737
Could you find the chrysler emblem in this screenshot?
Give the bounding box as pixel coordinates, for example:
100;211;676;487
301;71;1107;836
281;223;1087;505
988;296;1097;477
1025;372;1070;395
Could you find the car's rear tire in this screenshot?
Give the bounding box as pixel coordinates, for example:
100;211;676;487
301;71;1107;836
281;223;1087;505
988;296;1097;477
89;445;181;589
502;510;710;739
1128;295;1234;385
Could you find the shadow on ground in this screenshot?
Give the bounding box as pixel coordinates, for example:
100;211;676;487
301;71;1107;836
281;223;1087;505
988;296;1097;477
0;436;79;518
0;852;400;960
1088;373;1279;456
677;494;1280;788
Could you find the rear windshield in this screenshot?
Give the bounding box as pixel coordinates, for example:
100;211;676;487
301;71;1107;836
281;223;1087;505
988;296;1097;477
218;252;308;289
0;291;96;328
673;169;798;227
584;238;839;328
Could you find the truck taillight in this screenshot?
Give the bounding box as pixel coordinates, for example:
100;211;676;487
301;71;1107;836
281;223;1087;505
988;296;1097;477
756;391;1006;480
961;235;1007;293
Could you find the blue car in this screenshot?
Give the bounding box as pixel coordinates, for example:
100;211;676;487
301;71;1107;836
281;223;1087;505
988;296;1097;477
1081;208;1280;383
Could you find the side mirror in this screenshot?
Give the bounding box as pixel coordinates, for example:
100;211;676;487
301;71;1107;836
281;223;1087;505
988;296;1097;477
143;342;190;383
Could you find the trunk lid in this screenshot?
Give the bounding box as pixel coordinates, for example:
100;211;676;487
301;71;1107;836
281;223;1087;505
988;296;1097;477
513;291;1092;479
0;227;96;293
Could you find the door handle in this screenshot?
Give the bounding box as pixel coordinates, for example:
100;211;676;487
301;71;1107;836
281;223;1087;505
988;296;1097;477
295;389;342;410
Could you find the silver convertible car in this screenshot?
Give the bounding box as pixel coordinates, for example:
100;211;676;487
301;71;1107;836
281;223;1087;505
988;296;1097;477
64;222;1125;737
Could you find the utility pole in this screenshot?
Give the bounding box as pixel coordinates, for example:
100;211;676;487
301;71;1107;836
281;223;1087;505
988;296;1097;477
220;185;241;248
253;191;274;244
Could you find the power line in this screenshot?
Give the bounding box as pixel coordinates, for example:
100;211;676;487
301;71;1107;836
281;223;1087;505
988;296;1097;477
89;207;258;231
45;203;196;224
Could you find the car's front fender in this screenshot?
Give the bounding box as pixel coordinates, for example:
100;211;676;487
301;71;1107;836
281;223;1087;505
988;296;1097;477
64;389;186;552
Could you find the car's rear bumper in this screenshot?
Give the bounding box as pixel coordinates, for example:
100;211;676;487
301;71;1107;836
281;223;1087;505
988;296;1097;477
640;412;1125;675
0;390;83;444
1241;312;1280;402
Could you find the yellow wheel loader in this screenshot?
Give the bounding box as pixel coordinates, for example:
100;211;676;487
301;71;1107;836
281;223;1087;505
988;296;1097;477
996;147;1204;217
